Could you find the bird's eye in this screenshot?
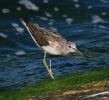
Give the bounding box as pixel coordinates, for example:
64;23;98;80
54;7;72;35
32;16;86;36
69;45;71;48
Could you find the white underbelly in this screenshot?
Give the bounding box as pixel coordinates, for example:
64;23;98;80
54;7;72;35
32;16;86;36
42;46;60;55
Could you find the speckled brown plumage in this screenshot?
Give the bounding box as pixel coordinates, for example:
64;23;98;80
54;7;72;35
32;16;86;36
22;18;64;47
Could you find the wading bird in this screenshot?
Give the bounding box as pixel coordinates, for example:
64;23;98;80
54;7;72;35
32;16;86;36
21;18;82;79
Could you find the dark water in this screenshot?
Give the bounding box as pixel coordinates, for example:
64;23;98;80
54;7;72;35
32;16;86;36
0;0;109;89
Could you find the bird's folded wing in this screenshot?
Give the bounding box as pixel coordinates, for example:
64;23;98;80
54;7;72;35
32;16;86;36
28;24;49;46
21;18;63;47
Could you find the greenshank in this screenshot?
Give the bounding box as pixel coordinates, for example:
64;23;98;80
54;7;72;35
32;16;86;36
21;18;82;79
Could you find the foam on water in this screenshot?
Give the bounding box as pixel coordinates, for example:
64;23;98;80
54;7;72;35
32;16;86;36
72;0;79;3
99;0;108;3
16;7;22;11
1;8;10;14
19;0;39;11
66;18;74;25
74;4;80;8
0;33;8;38
15;50;26;56
54;7;59;12
12;23;24;33
37;16;48;21
45;12;52;17
91;15;105;24
87;5;93;9
43;0;49;3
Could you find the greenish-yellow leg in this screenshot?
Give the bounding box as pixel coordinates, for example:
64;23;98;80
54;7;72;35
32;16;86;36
43;50;55;79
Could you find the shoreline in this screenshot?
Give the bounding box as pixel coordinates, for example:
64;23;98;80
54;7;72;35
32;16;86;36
0;67;109;100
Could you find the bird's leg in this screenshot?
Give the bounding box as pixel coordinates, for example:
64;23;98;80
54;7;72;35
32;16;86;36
43;50;55;79
49;60;52;74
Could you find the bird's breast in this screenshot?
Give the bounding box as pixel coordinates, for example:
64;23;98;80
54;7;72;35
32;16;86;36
42;45;61;55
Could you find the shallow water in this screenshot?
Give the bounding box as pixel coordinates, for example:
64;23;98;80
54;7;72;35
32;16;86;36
0;0;109;89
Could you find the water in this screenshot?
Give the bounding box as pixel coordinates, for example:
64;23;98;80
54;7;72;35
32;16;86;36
0;0;109;89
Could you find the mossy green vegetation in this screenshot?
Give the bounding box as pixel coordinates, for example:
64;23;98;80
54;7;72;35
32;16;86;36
0;67;109;100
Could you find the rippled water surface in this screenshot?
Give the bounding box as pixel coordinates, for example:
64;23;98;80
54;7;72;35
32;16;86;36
0;0;109;89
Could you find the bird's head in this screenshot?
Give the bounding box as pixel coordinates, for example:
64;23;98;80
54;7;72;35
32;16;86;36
66;41;83;56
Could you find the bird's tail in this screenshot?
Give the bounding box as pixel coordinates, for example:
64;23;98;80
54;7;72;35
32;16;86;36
20;17;41;47
20;17;31;26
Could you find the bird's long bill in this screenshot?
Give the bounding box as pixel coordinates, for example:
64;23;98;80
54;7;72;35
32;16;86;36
73;48;85;58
